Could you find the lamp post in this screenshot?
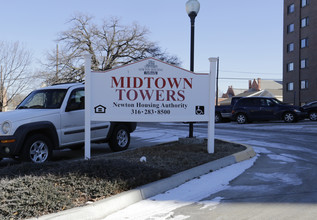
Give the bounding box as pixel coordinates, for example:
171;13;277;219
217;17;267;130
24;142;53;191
186;0;200;138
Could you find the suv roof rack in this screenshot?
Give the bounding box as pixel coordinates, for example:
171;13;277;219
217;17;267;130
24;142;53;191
51;82;83;86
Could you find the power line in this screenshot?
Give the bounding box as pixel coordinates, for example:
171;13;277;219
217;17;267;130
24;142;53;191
197;69;282;76
220;69;282;75
218;77;282;81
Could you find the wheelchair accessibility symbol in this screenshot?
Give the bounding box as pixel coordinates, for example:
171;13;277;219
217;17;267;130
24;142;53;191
195;106;205;115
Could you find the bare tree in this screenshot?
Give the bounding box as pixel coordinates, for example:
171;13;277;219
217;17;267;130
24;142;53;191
0;41;33;111
41;14;180;85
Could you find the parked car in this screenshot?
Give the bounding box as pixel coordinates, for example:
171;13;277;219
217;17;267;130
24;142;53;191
215;97;243;123
302;101;317;121
0;83;137;163
232;97;306;124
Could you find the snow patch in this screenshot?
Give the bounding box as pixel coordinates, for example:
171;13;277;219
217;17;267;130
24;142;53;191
267;154;296;163
253;146;272;154
254;172;302;186
228;185;274;193
104;156;258;220
198;197;223;210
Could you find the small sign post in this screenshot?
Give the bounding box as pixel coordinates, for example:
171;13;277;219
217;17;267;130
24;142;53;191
84;54;92;160
207;57;218;153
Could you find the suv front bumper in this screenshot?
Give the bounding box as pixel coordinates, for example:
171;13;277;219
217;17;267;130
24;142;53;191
295;111;307;120
0;136;18;158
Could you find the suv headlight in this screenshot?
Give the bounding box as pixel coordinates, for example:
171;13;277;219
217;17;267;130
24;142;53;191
2;121;11;134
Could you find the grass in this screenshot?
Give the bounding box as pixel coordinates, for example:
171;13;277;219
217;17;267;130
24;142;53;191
0;139;245;219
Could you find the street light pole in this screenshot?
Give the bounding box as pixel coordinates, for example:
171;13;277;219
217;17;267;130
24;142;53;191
186;0;200;138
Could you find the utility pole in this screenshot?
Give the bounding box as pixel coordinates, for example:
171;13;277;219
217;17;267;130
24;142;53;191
56;44;59;80
216;57;219;106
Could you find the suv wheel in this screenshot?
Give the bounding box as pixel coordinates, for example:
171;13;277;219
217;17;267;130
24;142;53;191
236;113;247;124
215;113;222;123
21;134;52;163
109;125;130;152
283;112;295;123
309;111;317;121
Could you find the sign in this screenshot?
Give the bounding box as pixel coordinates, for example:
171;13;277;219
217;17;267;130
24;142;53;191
89;58;210;122
85;56;217;160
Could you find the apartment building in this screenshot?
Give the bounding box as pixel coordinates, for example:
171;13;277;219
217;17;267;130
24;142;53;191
283;0;317;105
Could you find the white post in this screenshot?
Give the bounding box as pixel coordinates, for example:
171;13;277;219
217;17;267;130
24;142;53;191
207;57;218;153
84;54;92;160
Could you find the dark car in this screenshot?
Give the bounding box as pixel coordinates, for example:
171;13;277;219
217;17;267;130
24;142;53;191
215;97;243;123
232;97;306;124
302;101;317;121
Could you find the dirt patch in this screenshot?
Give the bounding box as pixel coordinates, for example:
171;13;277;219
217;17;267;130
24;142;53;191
0;139;245;219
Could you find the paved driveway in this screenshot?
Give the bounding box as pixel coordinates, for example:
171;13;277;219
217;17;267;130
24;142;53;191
185;121;317;219
105;120;317;219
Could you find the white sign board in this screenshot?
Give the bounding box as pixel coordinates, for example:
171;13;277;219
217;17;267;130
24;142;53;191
89;58;210;122
85;56;217;160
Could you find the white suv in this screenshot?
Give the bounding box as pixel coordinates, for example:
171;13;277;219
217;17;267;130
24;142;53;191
0;83;137;163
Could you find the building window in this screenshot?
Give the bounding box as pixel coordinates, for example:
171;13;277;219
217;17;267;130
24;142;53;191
287;62;294;72
287;23;294;33
301;59;308;69
301;38;308;48
287;43;294;52
301;80;308;89
301;17;309;28
287;82;294;91
301;0;308;7
288;4;295;13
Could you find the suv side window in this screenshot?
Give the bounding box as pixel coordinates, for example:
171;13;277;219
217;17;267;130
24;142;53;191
266;99;275;107
66;88;85;111
238;98;259;107
260;99;268;107
252;99;261;107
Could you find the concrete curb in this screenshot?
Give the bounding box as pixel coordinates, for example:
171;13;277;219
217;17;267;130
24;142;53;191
32;144;256;220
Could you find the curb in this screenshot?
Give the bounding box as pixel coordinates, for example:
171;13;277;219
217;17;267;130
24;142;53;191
32;144;256;220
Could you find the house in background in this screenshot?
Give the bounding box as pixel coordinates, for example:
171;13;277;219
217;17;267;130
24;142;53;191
217;86;245;105
221;86;246;99
219;78;283;105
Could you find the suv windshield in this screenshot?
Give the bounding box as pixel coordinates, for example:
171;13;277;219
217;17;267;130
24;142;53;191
271;98;283;105
17;89;67;109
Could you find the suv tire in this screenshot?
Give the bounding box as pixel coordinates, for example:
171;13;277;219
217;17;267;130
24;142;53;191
309;111;317;121
283;112;295;123
109;125;130;152
236;113;247;124
215;112;222;123
21;134;53;163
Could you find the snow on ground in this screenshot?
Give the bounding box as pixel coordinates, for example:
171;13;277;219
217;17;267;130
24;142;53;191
253;172;303;186
215;121;317;132
215;134;317;155
267;154;296;163
131;123;207;144
103;156;258;220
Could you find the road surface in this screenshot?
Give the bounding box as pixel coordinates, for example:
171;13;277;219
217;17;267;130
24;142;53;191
105;120;317;219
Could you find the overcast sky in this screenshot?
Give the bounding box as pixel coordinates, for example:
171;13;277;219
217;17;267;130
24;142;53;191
1;0;283;93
